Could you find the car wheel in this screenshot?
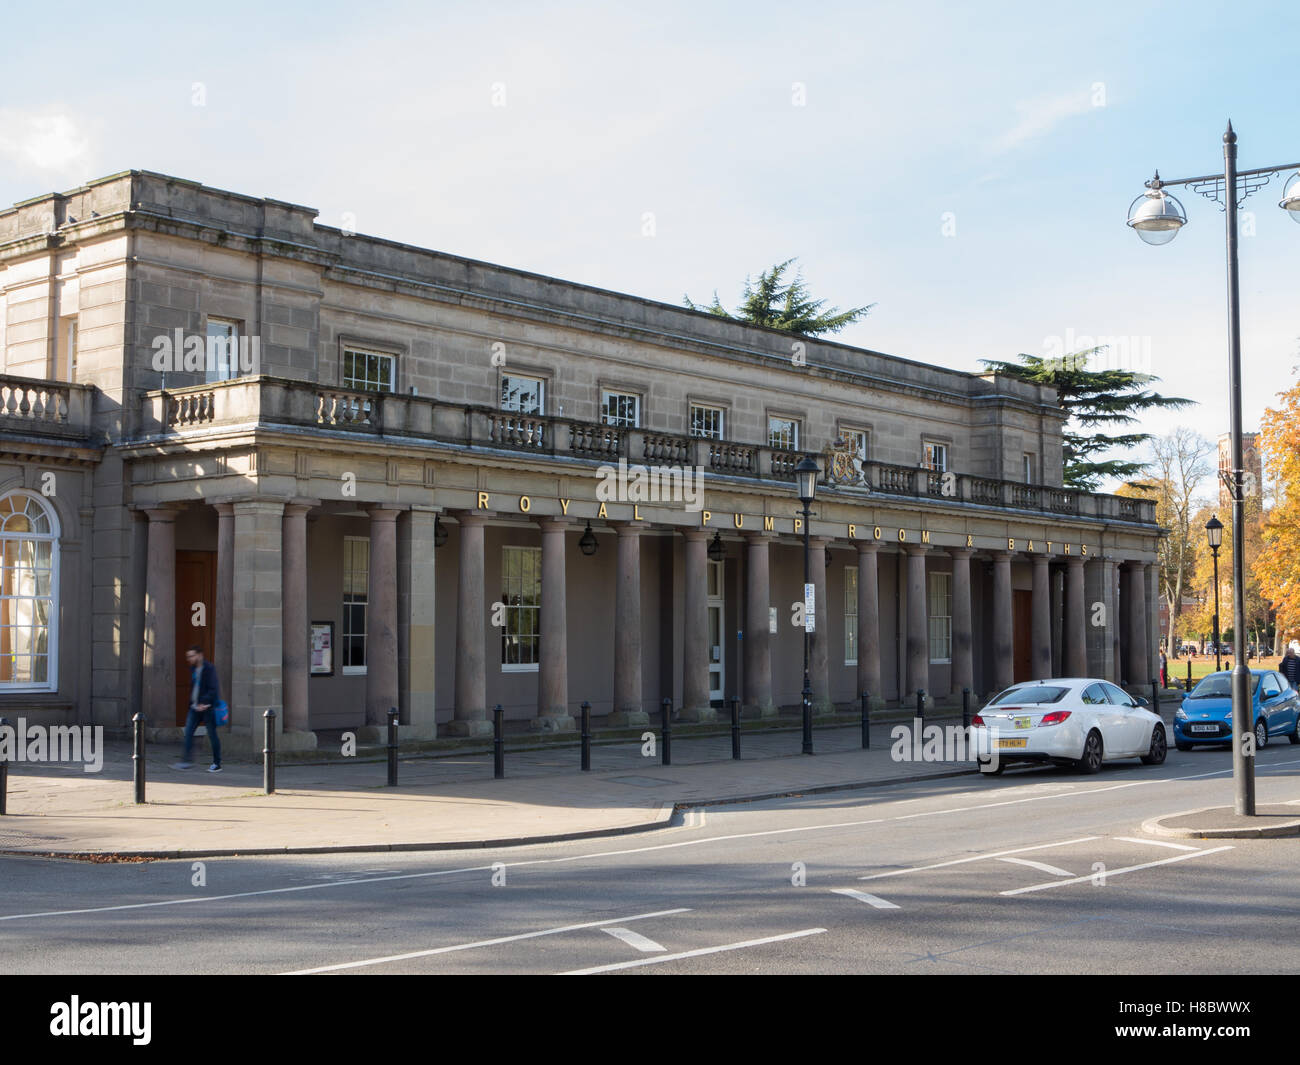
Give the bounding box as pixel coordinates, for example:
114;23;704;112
1141;724;1167;765
1254;719;1267;751
1077;730;1103;774
980;758;1006;776
1290;716;1299;746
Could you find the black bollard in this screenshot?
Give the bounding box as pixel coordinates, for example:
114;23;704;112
263;708;276;795
1151;678;1160;714
387;706;399;787
661;697;672;766
1186;659;1192;689
580;701;591;771
962;687;971;730
861;691;871;749
731;697;741;760
0;716;8;815
493;704;504;779
132;711;146;805
916;688;926;726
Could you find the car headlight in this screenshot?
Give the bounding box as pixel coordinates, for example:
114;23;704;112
1175;709;1187;720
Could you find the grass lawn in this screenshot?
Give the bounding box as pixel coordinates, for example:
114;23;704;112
1167;655;1282;688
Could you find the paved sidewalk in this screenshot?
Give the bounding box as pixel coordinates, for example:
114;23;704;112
0;718;979;858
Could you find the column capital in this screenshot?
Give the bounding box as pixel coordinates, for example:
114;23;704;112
1066;554;1086;568
213;502;234;517
536;516;569;534
612;522;644;537
1031;552;1051;567
947;546;973;561
365;505;402;522
453;510;489;527
990;549;1014;562
809;535;832;548
143;507;179;523
742;530;772;543
284;502;315;519
904;542;929;557
682;528;709;543
856;539;882;556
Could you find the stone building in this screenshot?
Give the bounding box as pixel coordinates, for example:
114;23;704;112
0;171;1163;748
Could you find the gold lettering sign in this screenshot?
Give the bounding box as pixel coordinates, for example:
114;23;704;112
793;517;803;534
598;502;608;519
873;526;882;540
702;510;711;526
1007;538;1015;550
734;513;744;529
898;529;907;542
559;498;571;515
1045;540;1052;553
1064;543;1071;555
763;515;775;531
477;491;490;509
519;495;531;513
1081;544;1088;556
966;534;973;548
921;530;930;544
847;524;856;539
634;504;642;521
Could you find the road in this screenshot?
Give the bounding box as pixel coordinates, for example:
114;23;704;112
1;746;1297;976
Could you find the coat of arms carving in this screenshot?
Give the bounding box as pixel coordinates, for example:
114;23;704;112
824;436;869;489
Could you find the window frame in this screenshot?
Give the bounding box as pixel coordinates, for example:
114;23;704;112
689;403;725;440
844;564;858;666
767;414;800;450
341;346;398;394
922;440;948;473
499;372;546;415
927;570;952;664
0;491;59;692
599;388;642;429
204;316;243;384
501;545;542;672
341;536;369;676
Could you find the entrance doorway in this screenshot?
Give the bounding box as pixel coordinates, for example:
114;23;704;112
1012;589;1033;683
708;560;725;702
175;550;217;725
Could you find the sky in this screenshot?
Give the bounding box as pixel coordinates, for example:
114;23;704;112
2;0;1297;491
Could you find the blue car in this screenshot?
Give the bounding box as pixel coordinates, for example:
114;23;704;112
1174;669;1300;750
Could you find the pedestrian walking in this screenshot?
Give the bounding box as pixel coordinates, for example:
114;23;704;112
172;645;223;772
1281;645;1300;689
1159;649;1168;688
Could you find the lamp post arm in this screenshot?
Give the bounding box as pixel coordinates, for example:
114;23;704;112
1147;162;1300;188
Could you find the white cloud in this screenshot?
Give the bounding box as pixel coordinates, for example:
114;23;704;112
0;110;92;172
993;90;1095;152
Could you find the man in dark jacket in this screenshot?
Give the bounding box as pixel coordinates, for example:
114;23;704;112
1281;646;1300;690
173;645;222;772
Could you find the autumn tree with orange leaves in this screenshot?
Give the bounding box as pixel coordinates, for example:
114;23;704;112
1256;373;1300;643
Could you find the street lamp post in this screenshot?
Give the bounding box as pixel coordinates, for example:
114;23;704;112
1207;516;1223;673
795;456;821;756
1127;123;1300;815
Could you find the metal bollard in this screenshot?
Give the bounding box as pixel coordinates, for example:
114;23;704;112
0;716;9;814
731;697;741;760
916;688;926;726
860;691;871;749
580;701;591;771
661;697;672;766
493;704;504;779
1151;678;1160;715
263;708;276;795
962;687;971;730
1186;659;1192;688
387;706;399;787
132;711;146;805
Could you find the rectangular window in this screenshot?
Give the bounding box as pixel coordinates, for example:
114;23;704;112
843;428;868;462
61;317;78;381
600;390;640;428
342;537;369;674
690;404;724;440
844;565;858;666
500;374;544;414
928;571;952;664
768;416;799;450
501;546;541;670
204;318;241;384
342;348;396;393
1023;453;1035;483
923;441;947;473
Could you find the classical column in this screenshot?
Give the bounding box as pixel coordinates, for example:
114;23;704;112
232;499;285;732
1126;561;1149;688
364;506;400;728
680;529;716;722
1084;556;1111;680
991;551;1014;693
449;511;491;736
281;502;312;735
1031;554;1051;680
1107;559;1122;683
1146;563;1160;673
142;508;177;728
214;503;234;714
608;523;648;726
1049;564;1063;676
743;532;776;717
1065;555;1088;677
905;544;930;705
856;541;883;707
534;518;575;731
949;547;974;698
810;537;832;714
397;507;439;738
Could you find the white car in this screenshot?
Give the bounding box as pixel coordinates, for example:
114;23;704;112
972;678;1167;775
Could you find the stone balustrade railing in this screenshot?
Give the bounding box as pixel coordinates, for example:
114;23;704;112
138;376;1159;525
0;374;95;440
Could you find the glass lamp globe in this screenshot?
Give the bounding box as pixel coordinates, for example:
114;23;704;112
1280;172;1300;223
1127;187;1187;245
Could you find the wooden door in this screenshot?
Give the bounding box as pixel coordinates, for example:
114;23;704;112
175;550;217;725
1013;589;1033;683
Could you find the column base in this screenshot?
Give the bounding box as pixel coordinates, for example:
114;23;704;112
529;714;576;733
443;718;494;738
606;710;649;728
812;699;836;718
678;705;718;723
354;724;438;743
742;702;779;720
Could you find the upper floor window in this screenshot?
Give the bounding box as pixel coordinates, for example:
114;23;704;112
343;348;396;393
61;317;78;382
690;404;724;440
923;441;947;473
1023;453;1035;483
768;416;799;450
601;390;640;428
0;492;58;691
205;318;241;384
501;374;544;415
842;428;869;462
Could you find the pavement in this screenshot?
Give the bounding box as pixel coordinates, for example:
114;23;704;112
0;714;981;858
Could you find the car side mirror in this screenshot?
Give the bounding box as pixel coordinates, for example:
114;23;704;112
1135;697;1149;707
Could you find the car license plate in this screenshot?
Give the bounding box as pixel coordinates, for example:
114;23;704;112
1190;724;1218;733
998;738;1028;749
1013;717;1032;730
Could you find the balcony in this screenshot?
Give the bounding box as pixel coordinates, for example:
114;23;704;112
0;374;96;444
138;376;1158;526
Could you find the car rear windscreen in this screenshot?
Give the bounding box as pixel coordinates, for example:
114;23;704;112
990;685;1069;705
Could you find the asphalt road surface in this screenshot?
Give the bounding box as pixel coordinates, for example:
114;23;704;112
2;746;1297;976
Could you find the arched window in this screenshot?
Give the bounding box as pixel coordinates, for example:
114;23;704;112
0;492;59;690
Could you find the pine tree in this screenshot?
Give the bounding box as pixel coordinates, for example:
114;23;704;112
684;258;873;337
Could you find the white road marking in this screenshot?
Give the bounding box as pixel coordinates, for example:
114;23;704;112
281;908;690;974
831;888;901;909
1114;836;1199;851
602;927;667;952
1001;846;1236;896
860;837;1099;881
997;857;1075;877
561;928;827;974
